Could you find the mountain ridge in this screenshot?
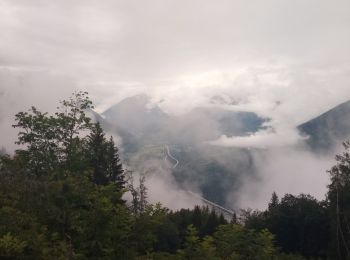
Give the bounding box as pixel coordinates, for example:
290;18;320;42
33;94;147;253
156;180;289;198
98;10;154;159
298;100;350;151
91;95;350;207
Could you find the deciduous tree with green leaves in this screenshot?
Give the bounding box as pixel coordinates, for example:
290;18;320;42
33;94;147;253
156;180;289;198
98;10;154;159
13;91;93;175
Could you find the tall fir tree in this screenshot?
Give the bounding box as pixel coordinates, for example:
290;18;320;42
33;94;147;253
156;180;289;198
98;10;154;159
327;140;350;259
106;136;125;189
86;122;109;185
86;122;125;187
268;192;279;211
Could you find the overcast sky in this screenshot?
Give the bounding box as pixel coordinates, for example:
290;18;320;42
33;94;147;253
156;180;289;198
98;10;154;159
1;0;350;149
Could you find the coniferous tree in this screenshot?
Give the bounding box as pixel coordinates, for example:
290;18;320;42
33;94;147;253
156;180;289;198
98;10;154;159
86;122;124;187
138;174;148;213
0;92;135;258
4;91;336;259
180;224;202;259
268;192;279;211
327;140;350;259
106;136;125;188
205;210;220;235
192;206;203;231
86;122;109;185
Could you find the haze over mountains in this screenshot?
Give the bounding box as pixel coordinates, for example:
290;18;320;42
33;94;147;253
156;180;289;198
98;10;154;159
102;94;266;147
92;94;350;209
299;100;350;152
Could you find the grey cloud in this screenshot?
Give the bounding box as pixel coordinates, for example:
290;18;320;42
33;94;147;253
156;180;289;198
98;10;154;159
232;147;334;210
1;0;350;209
2;0;350;82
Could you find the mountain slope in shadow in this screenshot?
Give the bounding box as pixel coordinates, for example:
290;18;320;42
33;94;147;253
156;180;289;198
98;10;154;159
298;100;350;152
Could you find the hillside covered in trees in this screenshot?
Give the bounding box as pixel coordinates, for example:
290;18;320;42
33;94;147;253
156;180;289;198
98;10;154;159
1;92;350;259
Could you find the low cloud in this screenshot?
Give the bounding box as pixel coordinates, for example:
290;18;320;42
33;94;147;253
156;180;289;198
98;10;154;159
126;157;203;210
230;147;334;210
210;128;305;149
1;0;350;211
146;172;203;210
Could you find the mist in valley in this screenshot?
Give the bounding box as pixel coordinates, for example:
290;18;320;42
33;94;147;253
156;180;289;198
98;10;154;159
2;0;350;212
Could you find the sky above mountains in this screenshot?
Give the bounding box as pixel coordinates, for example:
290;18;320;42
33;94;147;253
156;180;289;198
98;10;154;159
1;0;350;209
1;0;350;150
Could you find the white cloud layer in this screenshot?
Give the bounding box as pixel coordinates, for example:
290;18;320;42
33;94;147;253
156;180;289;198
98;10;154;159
231;148;334;210
1;1;350;115
1;0;350;208
211;128;306;149
2;0;350;149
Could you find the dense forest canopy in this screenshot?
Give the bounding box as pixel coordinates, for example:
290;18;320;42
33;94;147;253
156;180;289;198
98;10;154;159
1;92;350;259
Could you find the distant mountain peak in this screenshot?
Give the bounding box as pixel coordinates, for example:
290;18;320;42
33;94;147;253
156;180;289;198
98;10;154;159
102;94;167;117
103;94;149;112
101;94;168;138
298;99;350;152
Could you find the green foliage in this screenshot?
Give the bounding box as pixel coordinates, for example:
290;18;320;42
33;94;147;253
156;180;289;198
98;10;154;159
181;224;201;258
327;140;350;259
0;233;27;258
131;203;170;255
213;224;276;260
268;191;279;211
0;92;134;259
275;253;306;260
12;91;125;189
12;91;93;175
0;164;132;259
168;206;227;242
244;193;329;259
154;218;181;253
200;235;218;259
4;92;350;259
177;224;217;260
86;122;124;187
174;223;278;259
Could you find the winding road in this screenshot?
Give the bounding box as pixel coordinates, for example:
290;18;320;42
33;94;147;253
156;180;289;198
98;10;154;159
165;145;179;169
186;190;235;217
163;146;234;218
